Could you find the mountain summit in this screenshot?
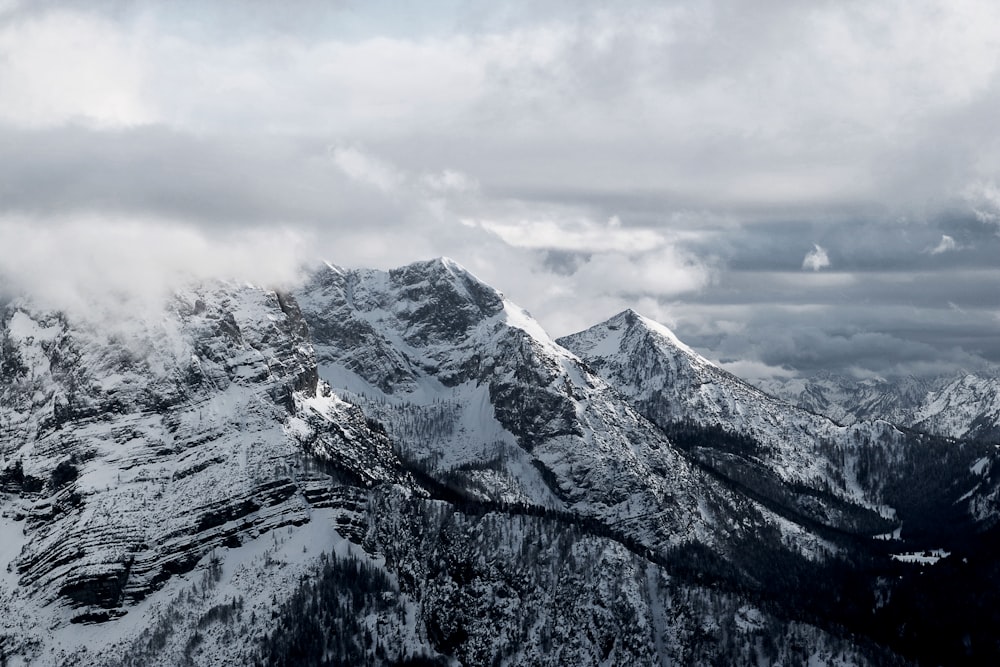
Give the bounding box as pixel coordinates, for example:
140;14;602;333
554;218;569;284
561;306;999;538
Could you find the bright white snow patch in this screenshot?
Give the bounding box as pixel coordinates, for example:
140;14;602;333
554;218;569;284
873;526;902;541
891;549;950;565
971;457;990;476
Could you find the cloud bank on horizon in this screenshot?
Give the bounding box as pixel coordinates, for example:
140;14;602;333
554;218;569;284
0;0;998;379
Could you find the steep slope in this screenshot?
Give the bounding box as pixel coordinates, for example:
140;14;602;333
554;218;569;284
295;260;846;565
911;373;1000;442
760;371;1000;442
356;488;894;667
558;310;995;539
754;373;928;427
0;267;905;667
0;283;410;662
560;312;873;497
759;371;1000;528
92;485;898;667
558;310;831;458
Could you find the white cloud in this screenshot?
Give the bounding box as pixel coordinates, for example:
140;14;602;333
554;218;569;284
2;3;1000;210
329;146;405;192
0;10;155;127
0;216;308;317
460;213;715;310
423;169;479;194
801;244;831;271
468;216;665;253
929;234;958;254
962;181;1000;230
717;359;798;382
572;245;713;296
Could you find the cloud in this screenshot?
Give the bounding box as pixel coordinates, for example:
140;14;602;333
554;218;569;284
928;234;958;254
3;2;998;210
468;216;665;253
423;169;479;195
459;209;715;315
963;180;1000;230
801;244;831;271
716;359;798;382
575;245;714;296
0;2;999;381
0;10;154;127
0;125;363;226
330;146;405;193
0;216;308;317
3;5;1000;225
671;300;1000;379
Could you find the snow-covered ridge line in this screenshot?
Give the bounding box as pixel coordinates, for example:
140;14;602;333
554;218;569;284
761;369;1000;442
558;306;997;534
295;258;868;562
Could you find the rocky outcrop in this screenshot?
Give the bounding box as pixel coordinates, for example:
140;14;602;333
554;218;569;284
0;283;409;625
558;309;998;539
294;259;852;570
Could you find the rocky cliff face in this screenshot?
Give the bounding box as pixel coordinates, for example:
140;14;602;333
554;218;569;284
0;282;409;659
760;370;1000;442
558;310;1000;541
295;260;850;567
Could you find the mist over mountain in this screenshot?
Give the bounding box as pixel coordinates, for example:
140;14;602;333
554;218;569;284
2;257;999;666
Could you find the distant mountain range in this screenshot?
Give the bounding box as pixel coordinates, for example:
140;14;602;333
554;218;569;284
2;258;998;666
757;370;1000;442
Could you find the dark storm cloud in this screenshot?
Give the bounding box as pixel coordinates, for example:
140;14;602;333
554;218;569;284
697;268;1000;311
743;328;990;376
675;212;1000;276
540;249;591;276
675;302;1000;378
663;259;1000;376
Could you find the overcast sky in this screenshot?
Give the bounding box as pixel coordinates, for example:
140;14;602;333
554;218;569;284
1;0;999;380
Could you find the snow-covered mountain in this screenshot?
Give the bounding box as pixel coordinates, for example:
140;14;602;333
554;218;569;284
913;373;1000;441
2;257;998;665
761;371;1000;442
558;309;999;540
295;260;860;560
0;283;412;663
755;372;931;426
557;309;853;489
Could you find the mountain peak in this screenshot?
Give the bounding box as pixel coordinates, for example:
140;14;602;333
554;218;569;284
398;256;476;281
434;255;464;273
563;308;703;364
307;257;475;287
388;257;504;317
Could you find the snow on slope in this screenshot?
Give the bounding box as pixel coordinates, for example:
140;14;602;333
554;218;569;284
0;282;410;663
912;373;1000;441
754;372;934;427
560;310;1000;540
296;259;845;562
0;260;918;665
761;371;1000;442
559;310;880;501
